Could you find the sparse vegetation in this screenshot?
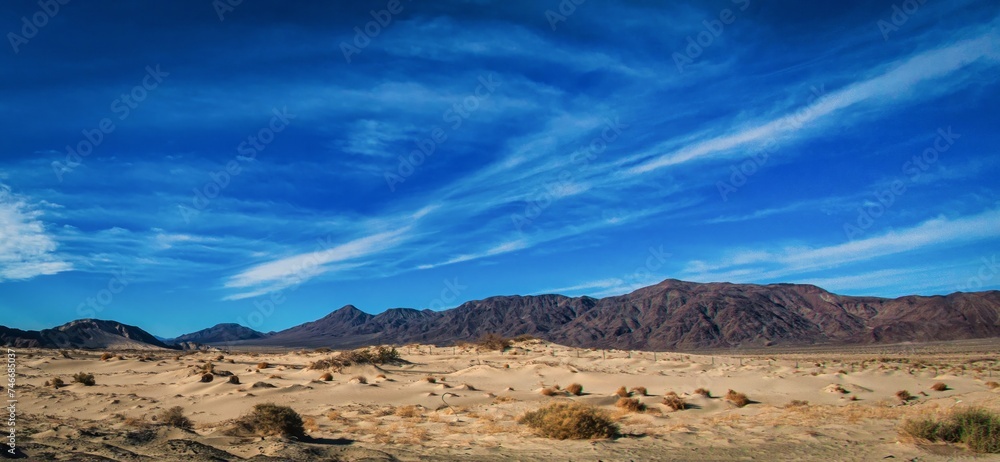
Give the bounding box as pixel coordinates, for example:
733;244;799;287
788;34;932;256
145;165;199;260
228;375;240;385
350;375;367;384
785;400;810;408
694;387;711;398
931;382;948;392
308;346;401;371
566;383;584;396
725;389;749;408
616;397;645;413
73;372;96;386
200;373;214;383
256;362;270;369
231;403;305;438
901;408;1000;453
630;386;648;396
159;406;193;430
319;372;333;381
215;355;225;361
423;376;436;383
896;390;914;402
47;377;65;388
475;333;513;351
100;353;113;361
540;387;560;396
987;381;1000;389
518;402;619;440
615;386;630;398
395;405;423;418
661;392;686;411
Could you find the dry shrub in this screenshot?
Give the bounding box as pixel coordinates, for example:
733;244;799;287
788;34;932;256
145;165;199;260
517;402;619;440
785;400;809;408
694;387;711;398
303;417;319;433
159;406;193;430
395;405;423;418
228;375;240;385
231;403;305;438
986;381;1000;389
493;395;518;404
350;375;367;384
319;372;333;381
931;382;948;392
662;392;686;411
375;374;387;379
308;346;401;371
566;383;584;396
540;387;560;396
901;408;1000;453
200;373;214;383
896;390;914;402
614;386;630;398
630;386;648;397
616;397;645;413
257;362;269;369
100;353;113;361
48;377;65;388
267;374;282;379
215;355;225;361
725;389;749;408
73;372;96;386
475;333;512;351
423;376;436;383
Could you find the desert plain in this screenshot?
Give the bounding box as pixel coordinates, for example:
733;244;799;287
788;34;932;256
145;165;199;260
6;338;1000;461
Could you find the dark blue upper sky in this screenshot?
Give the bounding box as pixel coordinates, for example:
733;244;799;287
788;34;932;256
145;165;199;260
1;0;998;337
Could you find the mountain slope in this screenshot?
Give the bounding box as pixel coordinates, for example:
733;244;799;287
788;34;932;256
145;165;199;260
234;279;1000;350
0;319;172;350
169;323;268;345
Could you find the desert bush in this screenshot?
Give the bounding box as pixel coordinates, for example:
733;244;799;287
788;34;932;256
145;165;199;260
251;381;276;388
319;372;333;381
896;390;914;402
540;387;560;396
308;346;401;371
256;362;269;369
48;377;65;388
566;383;584;396
517;402;619;440
630;386;648;397
232;403;305;438
694;387;711;398
100;353;113;361
423;376;436;383
614;386;630;398
475;333;512;351
512;334;537;342
901;408;1000;453
986;381;1000;389
73;372;96;386
785;400;809;408
931;382;948;391
725;389;749;408
615;397;645;413
396;405;423;418
159;406;193;430
350;375;367;384
200;373;214;383
228;375;240;385
215;355;225;361
661;393;686;411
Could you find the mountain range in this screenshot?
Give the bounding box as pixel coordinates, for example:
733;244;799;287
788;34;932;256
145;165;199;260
3;279;999;351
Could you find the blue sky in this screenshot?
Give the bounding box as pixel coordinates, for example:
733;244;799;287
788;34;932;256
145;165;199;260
1;0;998;337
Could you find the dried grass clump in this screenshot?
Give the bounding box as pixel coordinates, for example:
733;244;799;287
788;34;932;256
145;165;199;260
395;405;423;418
230;403;305;438
159;406;193;430
517;402;619;440
931;382;948;392
896;390;914;402
540;387;561;396
256;362;270;369
662;392;686;411
615;397;646;413
308;346;401;371
200;373;214;383
228;375;240;385
319;372;333;381
566;383;584;396
47;377;65;388
215;355;225;361
725;389;749;408
73;372;96;386
614;386;630;398
100;353;113;361
630;386;648;397
350;375;367;384
986;381;1000;390
785;400;809;408
423;376;437;383
475;333;512;351
694;387;711;398
901;408;1000;453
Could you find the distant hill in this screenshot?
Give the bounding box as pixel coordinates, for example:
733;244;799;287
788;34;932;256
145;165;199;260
0;319;172;350
167;323;269;345
234;279;1000;350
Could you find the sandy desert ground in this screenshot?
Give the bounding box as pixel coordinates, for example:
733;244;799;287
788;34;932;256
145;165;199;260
6;338;1000;461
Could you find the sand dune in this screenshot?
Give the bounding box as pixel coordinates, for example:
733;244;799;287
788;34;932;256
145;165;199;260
8;339;1000;461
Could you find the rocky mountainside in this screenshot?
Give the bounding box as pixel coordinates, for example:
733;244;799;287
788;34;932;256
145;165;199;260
237;279;1000;350
0;319;173;350
168;323;269;345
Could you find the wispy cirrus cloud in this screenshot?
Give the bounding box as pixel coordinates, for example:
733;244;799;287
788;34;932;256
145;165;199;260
0;185;72;281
